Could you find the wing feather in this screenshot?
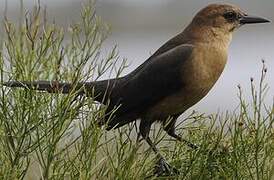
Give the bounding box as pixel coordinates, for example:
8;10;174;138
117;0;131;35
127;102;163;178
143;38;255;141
106;44;194;129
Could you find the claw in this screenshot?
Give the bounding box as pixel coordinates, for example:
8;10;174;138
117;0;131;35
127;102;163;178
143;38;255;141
154;157;179;176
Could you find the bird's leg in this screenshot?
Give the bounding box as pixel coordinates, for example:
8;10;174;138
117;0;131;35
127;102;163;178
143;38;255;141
139;119;178;176
139;120;159;154
164;116;198;149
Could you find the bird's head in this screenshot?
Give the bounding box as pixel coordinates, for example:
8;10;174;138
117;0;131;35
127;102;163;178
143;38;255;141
188;4;270;45
193;4;270;32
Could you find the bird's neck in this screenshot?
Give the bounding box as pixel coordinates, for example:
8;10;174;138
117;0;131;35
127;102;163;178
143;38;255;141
183;24;232;50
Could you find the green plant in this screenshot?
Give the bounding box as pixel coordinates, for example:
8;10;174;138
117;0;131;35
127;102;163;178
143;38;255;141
0;1;128;179
0;1;273;180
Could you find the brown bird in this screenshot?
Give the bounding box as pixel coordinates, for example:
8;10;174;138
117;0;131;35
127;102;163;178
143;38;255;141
3;3;270;174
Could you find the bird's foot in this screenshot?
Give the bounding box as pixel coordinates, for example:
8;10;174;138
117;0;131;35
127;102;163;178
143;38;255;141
154;156;179;176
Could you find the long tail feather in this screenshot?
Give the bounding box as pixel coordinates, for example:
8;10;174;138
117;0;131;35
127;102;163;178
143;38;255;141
3;81;78;94
3;79;122;103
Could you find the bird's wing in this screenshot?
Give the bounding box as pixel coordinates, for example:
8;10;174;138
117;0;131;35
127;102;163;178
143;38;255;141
127;33;185;76
106;44;194;128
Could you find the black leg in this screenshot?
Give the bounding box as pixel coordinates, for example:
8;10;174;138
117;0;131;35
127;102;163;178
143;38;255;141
139;119;179;176
163;116;198;149
139;119;158;153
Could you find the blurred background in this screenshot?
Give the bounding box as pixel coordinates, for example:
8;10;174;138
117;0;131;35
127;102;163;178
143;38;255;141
1;0;273;114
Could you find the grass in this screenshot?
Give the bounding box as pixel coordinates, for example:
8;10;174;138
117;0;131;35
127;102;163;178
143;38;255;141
0;1;273;180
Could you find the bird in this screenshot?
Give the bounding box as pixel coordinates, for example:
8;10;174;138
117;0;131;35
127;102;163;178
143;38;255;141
3;3;270;175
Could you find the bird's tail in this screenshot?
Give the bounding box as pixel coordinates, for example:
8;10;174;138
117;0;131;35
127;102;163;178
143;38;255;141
2;79;119;103
3;81;74;93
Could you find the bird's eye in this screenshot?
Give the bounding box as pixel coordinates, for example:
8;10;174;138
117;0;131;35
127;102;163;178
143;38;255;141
223;12;237;22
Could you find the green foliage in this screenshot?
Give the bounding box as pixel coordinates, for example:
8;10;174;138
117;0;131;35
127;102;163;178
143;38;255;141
0;1;273;180
160;62;274;180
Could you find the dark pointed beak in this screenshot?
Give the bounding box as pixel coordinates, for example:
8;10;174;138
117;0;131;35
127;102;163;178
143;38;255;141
240;15;270;24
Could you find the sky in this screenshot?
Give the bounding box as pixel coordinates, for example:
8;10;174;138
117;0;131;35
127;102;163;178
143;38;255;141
0;0;273;115
96;0;274;115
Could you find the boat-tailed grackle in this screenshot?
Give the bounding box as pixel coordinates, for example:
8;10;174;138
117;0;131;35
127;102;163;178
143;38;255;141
3;3;270;175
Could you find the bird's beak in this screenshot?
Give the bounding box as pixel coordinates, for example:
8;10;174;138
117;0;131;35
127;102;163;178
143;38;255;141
240;15;270;24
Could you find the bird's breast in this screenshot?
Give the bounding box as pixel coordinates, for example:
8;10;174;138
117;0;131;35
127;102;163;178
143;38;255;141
147;44;228;119
186;44;228;92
